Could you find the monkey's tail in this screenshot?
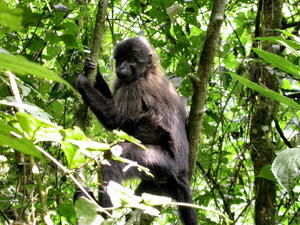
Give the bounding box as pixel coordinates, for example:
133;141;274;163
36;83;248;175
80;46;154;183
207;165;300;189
169;177;198;225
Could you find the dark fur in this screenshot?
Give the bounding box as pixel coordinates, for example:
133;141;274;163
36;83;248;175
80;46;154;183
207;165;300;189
75;37;197;225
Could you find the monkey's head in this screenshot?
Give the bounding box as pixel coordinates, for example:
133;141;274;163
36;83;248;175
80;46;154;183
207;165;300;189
113;37;153;82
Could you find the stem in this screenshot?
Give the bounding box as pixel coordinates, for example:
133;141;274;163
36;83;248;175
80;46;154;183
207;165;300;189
7;71;53;224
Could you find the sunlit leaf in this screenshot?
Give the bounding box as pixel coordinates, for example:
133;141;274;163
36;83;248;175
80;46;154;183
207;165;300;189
113;130;147;150
0;99;52;120
142;193;172;206
255;36;300;55
0;120;42;158
0;0;22;29
252;48;300;78
16;112;62;143
68;139;110;151
0;53;79;95
106;181;160;216
271;148;300;191
275;29;300;45
107;181;141;207
61;127;86;168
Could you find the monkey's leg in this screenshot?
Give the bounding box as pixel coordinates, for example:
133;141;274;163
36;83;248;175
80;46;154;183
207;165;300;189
122;142;198;224
99;142;175;206
135;180;170;196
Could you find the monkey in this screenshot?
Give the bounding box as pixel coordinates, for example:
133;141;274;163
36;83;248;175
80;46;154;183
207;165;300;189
75;36;197;225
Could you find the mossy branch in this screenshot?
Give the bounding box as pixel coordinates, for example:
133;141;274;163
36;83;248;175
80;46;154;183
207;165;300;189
187;0;227;179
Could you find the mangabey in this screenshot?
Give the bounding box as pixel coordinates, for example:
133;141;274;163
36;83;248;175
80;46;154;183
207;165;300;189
75;37;197;225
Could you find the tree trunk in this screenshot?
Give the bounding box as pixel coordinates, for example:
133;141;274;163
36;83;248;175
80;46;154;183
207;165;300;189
250;1;283;224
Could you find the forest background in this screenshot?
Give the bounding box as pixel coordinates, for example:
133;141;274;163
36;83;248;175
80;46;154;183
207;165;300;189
0;0;299;224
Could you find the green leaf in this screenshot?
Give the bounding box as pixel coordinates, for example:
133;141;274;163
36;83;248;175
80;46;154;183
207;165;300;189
252;48;300;78
68;139;110;151
60;127;86;168
142;193;172;206
107;181;141;207
57;203;76;224
0;120;43;158
106;181;160;216
257;164;276;181
271;148;300;191
74;198;104;225
0;0;22;29
113;130;147;150
60;34;78;49
275;29;300;46
255;36;300;55
0;53;79;96
16;112;62;143
228;73;300;110
28;36;44;52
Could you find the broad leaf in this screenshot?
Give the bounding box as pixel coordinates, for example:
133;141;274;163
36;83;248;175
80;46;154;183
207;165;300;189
271;148;300;191
275;29;300;46
0;0;22;29
74;198;104;225
0;53;79;95
69;139;110;151
0;99;52;121
257;164;276;181
16;112;62;143
107;181;160;216
113;130;147;150
0;120;42;158
61;127;86;168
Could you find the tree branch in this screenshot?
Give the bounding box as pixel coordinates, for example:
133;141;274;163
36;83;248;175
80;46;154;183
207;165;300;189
187;0;227;179
88;0;109;81
275;120;293;148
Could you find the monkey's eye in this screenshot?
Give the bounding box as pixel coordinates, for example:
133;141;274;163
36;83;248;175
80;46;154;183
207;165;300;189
128;57;136;63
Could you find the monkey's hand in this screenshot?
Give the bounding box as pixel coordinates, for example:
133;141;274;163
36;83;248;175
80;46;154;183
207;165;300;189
84;58;96;74
76;74;90;92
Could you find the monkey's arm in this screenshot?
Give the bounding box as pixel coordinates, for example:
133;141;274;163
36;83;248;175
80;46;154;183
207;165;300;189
94;72;113;98
76;75;118;130
84;58;113;98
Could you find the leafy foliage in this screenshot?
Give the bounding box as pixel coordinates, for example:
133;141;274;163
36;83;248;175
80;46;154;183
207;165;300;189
229;72;300;110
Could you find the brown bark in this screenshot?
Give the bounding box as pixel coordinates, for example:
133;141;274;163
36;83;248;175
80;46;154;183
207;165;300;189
187;0;227;179
250;1;283;224
89;0;109;81
74;0;109;131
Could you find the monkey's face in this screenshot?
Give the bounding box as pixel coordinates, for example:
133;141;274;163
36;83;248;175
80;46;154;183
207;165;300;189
114;39;152;82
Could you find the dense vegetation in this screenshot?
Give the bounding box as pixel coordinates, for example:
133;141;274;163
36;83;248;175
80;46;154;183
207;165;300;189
0;0;299;224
